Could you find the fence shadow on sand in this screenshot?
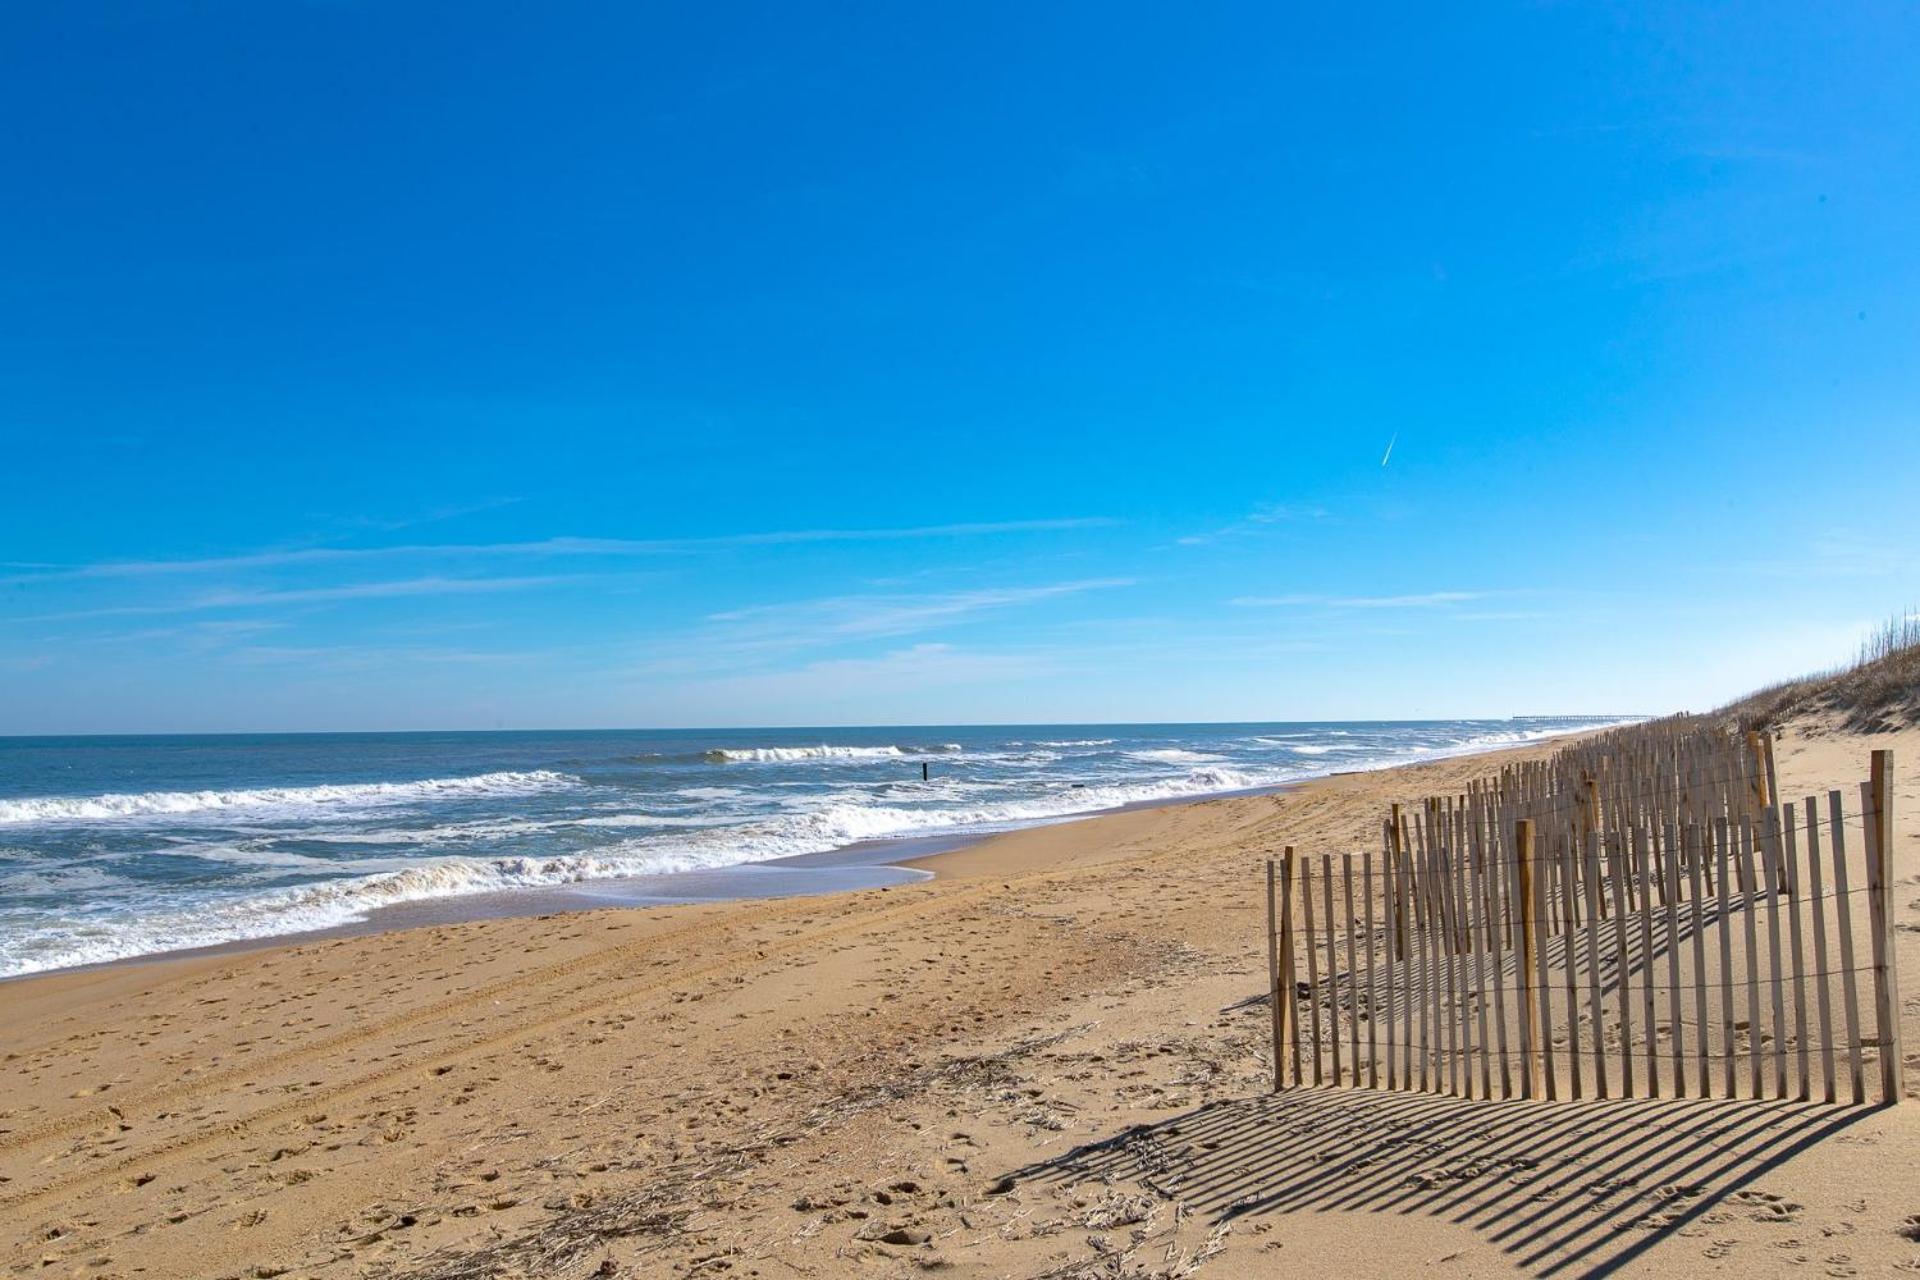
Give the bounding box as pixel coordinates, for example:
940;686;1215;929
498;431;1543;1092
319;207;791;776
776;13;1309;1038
1002;1085;1875;1277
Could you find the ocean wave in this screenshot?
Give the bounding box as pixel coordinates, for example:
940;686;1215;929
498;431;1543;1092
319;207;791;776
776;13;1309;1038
0;771;578;826
0;719;1640;977
702;743;959;763
0;760;1298;976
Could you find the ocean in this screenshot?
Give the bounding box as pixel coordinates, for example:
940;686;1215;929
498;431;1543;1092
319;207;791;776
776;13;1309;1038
0;718;1622;977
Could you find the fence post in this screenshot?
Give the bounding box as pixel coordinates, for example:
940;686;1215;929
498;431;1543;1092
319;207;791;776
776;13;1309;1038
1281;847;1301;1085
1865;751;1903;1105
1303;852;1323;1086
1830;791;1866;1105
1516;819;1541;1099
1267;858;1284;1092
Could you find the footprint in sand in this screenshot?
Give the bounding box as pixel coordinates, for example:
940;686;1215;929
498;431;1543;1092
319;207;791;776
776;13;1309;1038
1732;1189;1803;1223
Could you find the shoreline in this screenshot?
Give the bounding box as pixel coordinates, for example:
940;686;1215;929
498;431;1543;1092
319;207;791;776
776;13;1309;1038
2;724;1631;984
0;777;1307;984
8;716;1915;1279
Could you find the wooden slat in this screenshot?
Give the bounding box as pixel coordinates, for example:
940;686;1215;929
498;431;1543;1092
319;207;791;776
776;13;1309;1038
1737;822;1763;1099
1364;850;1379;1089
1282;847;1302;1086
1343;853;1361;1083
1516;819;1541;1100
1302;853;1323;1087
1633;827;1658;1097
1489;814;1515;1100
1864;751;1902;1105
1828;791;1865;1105
1267;858;1283;1092
1438;827;1463;1095
1531;821;1558;1101
1687;823;1711;1098
1469;821;1494;1100
1715;818;1737;1098
1400;834;1415;1090
1782;804;1811;1102
1323;853;1343;1087
1390;836;1405;1097
1759;812;1790;1099
1563;834;1586;1100
1612;831;1637;1097
1583;832;1610;1098
1802;801;1836;1104
1662;823;1686;1097
1418;820;1436;1092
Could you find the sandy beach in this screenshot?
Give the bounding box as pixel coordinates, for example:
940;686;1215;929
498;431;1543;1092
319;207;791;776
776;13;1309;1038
2;716;1915;1279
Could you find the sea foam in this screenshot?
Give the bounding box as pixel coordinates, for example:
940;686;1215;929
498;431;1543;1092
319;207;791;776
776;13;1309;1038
0;771;577;826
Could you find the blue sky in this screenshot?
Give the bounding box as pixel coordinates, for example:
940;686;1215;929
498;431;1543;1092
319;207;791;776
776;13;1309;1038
2;2;1916;733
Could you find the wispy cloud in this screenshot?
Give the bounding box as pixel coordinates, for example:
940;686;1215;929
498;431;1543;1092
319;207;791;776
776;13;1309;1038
1231;591;1493;609
622;578;1137;681
709;578;1135;641
23;575;584;622
1176;503;1329;547
656;642;1056;705
1;518;1116;585
224;643;536;670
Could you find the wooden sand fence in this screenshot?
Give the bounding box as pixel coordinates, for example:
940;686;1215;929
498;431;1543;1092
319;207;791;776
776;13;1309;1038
1264;722;1904;1108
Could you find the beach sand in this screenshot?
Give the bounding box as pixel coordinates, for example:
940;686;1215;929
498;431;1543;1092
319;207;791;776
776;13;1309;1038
4;719;1919;1278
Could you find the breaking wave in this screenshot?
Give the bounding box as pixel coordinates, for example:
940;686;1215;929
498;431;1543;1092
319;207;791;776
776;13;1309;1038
703;743;961;763
0;771;578;826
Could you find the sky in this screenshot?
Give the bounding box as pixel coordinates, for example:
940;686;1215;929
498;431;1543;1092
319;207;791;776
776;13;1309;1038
2;2;1917;734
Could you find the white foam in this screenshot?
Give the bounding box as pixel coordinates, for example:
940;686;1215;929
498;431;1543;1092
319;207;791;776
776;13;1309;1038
1124;748;1221;764
703;743;960;763
0;760;1302;976
0;719;1641;977
0;771;579;826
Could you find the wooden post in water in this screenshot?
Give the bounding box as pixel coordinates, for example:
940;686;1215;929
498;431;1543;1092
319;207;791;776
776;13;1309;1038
1864;751;1902;1105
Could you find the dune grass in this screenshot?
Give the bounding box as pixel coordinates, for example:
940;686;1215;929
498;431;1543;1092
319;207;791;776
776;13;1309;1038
1724;611;1920;732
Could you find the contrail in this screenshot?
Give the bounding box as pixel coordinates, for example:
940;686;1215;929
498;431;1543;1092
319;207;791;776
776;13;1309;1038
1380;432;1397;467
